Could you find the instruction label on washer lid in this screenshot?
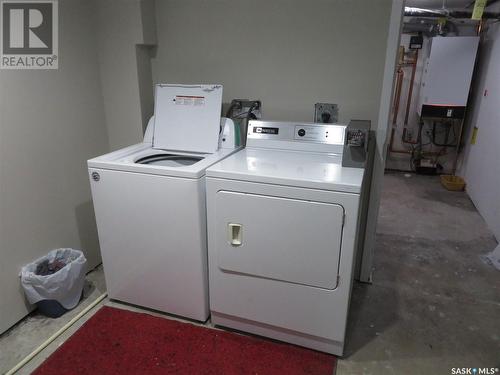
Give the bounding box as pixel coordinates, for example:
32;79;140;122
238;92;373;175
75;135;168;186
174;95;205;106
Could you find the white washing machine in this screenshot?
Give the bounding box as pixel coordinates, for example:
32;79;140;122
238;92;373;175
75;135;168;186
88;84;240;321
206;120;371;355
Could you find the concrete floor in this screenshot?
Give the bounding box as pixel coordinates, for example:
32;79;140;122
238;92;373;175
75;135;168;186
0;265;108;374
338;172;500;374
1;172;499;374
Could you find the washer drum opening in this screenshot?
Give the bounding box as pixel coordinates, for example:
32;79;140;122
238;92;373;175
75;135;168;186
135;154;203;167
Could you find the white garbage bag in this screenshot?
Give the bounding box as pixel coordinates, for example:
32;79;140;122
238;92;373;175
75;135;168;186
20;248;87;309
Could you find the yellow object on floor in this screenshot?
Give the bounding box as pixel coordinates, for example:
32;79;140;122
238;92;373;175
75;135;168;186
441;175;466;191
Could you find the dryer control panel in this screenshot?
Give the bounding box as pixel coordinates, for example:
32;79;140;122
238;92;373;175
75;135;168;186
293;125;343;144
247;120;372;167
249;121;345;146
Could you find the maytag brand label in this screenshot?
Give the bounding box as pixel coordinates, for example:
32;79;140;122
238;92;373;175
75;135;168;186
253;127;279;135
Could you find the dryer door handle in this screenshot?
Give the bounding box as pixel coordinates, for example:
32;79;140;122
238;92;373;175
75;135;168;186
228;223;242;246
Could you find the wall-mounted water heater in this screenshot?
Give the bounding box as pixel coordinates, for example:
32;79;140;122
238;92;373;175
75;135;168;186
417;36;479;119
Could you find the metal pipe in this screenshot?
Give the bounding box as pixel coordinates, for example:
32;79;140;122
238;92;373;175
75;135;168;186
404;7;500;18
403;18;461;36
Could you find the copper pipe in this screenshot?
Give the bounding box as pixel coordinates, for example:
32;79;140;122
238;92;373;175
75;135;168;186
390;50;446;158
477;19;484;35
389;55;440;156
388;67;409;155
404;49;418;126
402;50;420;145
390;65;416;154
392;69;404;126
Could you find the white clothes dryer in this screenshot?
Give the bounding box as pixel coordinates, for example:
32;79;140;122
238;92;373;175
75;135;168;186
205;120;372;354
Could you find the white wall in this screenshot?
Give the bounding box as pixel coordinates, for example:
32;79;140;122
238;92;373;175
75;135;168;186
152;0;392;126
94;0;156;150
152;0;402;281
0;0;403;332
0;0;109;333
460;22;500;240
359;0;403;281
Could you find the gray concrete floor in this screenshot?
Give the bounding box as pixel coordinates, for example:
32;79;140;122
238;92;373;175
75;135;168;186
1;172;499;374
338;172;500;374
0;265;107;374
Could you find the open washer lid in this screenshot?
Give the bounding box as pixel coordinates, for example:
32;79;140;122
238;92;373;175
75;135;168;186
153;84;223;153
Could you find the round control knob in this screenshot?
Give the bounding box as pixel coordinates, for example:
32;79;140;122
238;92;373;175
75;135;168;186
298;129;306;137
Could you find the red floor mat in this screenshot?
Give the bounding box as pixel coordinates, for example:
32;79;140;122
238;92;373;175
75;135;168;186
32;306;336;375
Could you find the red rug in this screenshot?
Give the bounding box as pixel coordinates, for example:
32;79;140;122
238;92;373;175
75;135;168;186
33;306;335;375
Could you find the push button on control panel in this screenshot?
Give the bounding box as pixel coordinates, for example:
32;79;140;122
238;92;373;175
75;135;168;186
298;128;306;137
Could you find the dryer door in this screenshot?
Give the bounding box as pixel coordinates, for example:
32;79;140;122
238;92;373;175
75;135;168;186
215;191;344;289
